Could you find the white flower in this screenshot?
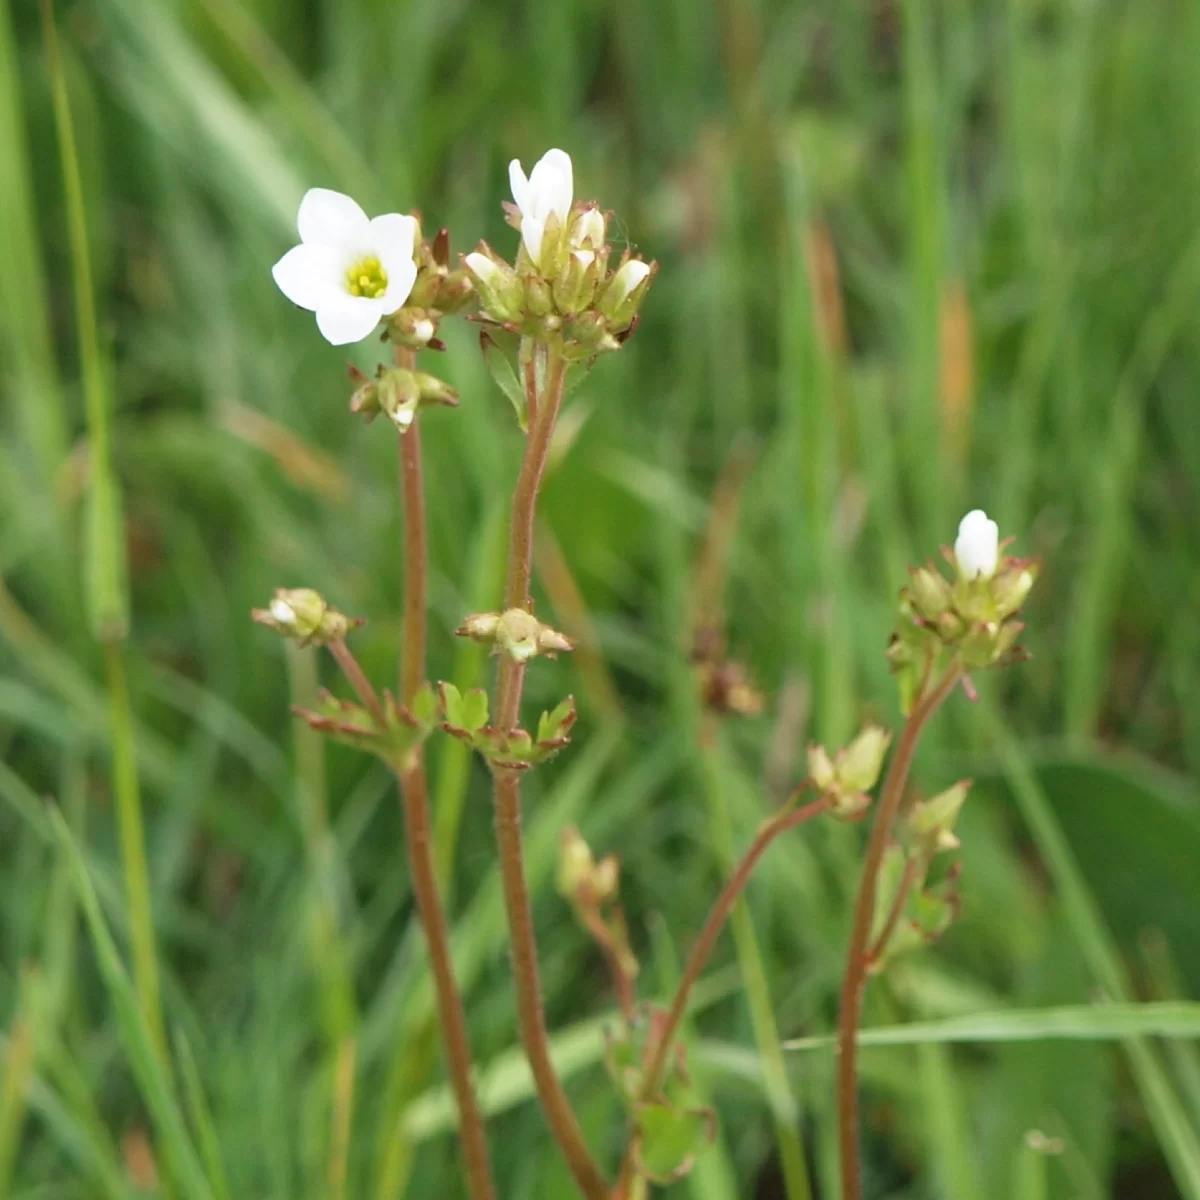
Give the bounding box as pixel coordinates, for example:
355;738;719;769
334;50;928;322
272;188;418;346
606;259;651;308
508;149;573;267
954;509;1000;580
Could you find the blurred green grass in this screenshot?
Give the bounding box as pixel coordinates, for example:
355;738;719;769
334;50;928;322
2;0;1200;1196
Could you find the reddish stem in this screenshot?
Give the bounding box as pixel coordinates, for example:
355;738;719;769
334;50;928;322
835;663;961;1200
389;346;495;1200
639;794;830;1101
489;347;609;1199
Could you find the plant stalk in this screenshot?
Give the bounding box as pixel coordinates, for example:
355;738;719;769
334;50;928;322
639;793;828;1102
836;662;961;1200
390;346;495;1200
490;347;610;1199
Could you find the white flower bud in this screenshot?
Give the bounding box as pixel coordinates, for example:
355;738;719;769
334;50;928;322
573;206;606;249
954;509;1000;580
607;259;651;309
464;252;505;290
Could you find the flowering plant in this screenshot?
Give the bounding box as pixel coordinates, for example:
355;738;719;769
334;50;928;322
257;150;1036;1200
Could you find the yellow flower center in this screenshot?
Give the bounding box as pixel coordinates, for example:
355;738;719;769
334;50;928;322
345;255;388;299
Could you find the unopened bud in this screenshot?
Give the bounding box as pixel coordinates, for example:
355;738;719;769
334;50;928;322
252;588;360;646
557;826;595;900
838;725;892;793
598;257;653;325
572;205;606;250
807;743;837;792
954;509;1000;581
378;368;421;432
459;608;575;662
389;307;437;348
524;273;555;317
908;566;953;621
464;247;523;322
495;608;575;662
553;249;599;315
456;611;503;642
909;780;971;851
992;561;1038;619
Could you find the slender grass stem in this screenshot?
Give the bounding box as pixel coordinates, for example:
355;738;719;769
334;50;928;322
104;640;166;1058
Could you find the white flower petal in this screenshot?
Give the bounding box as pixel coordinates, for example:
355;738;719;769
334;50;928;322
465;251;502;287
270;598;295;623
509;160;531;213
378;255;418;313
521;215;546;266
609;259;651;307
954;509;1000;580
528;149;573;219
272;243;343;311
369;213;418;264
315;294;388;345
573;206;605;249
297;188;370;249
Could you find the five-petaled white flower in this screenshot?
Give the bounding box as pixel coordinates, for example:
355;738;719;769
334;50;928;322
954;509;1000;580
272;189;418;346
509;149;573;268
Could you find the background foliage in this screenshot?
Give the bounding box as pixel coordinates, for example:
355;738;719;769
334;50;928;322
2;0;1199;1196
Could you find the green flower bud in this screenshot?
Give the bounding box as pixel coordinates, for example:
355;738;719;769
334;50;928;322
992;561;1038;619
464;246;523;323
837;724;892;793
459;608;575;662
909;780;972;851
908;565;953;621
807;743;837;792
557;826;596;900
252;588;360;646
597;256;654;326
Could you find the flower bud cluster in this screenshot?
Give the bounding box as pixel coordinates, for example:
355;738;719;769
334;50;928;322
347;363;458;433
868;779;973;973
251;588;361;647
455;608;575;662
807;724;892;820
463;149;655;357
890;508;1038;700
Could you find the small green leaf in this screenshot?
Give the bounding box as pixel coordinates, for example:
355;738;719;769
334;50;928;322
410;681;438;727
439;681;465;729
537;695;577;744
636;1101;714;1182
460;688;489;734
481;330;527;431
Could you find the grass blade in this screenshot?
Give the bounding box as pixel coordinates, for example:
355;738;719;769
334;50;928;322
50;808;212;1200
